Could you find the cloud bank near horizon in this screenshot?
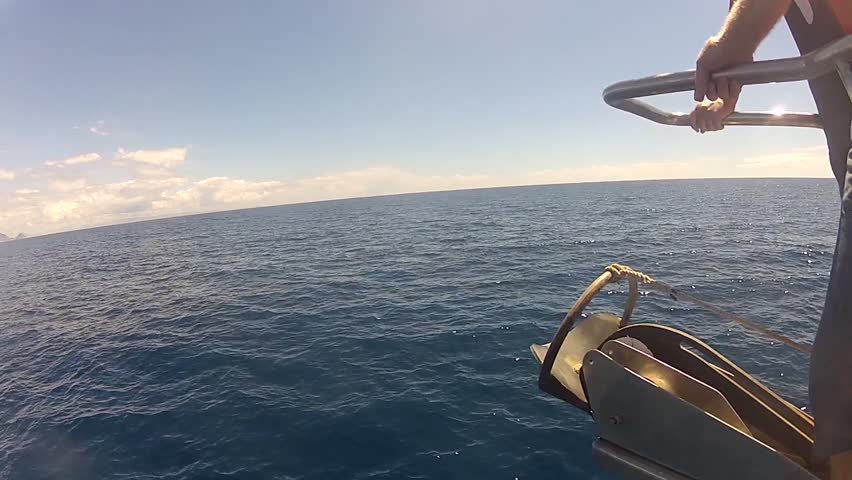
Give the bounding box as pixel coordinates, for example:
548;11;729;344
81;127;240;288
0;145;833;236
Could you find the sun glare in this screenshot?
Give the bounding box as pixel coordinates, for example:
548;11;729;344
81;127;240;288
769;105;786;116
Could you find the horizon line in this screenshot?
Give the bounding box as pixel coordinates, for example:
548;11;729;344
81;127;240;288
3;175;835;240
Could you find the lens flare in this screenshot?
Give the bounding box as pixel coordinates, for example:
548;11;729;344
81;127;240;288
769;105;786;116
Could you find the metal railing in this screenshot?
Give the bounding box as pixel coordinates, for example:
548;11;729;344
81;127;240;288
602;35;852;129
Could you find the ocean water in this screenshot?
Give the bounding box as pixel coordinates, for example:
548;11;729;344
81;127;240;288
0;179;841;480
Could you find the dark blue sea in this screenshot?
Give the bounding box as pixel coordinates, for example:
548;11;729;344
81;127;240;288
0;179;840;479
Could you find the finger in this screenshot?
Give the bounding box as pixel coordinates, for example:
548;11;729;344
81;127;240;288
698;116;707;134
716;78;730;103
706;115;718;131
695;65;708;101
730;80;743;102
712;117;723;131
707;81;718;102
690;110;699;132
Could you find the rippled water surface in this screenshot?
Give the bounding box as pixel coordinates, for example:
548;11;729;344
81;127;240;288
0;179;841;479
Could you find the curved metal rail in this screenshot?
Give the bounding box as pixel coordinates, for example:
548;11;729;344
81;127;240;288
603;35;852;129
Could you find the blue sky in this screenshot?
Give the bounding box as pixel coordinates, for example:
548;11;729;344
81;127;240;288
0;0;831;235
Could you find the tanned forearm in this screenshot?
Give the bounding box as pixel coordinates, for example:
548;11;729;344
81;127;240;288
718;0;792;55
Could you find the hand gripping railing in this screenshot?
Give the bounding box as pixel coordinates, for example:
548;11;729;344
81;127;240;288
603;35;852;129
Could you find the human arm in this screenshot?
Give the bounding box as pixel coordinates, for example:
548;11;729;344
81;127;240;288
695;0;792;102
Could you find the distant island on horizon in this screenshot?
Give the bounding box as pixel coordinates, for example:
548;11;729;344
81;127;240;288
0;233;27;242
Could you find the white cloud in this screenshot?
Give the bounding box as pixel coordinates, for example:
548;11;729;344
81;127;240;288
116;147;187;168
65;153;101;165
196;176;287;204
114;147;189;178
74;120;109;136
287;166;499;203
45;153;101;168
526;161;699;185
524;146;832;185
0;144;838;237
109;177;187;192
48;178;88;193
151;188;200;211
736;146;831;177
43;200;80;222
44;153;101;168
39;180;185;225
0;169;14;180
89;120;109;137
